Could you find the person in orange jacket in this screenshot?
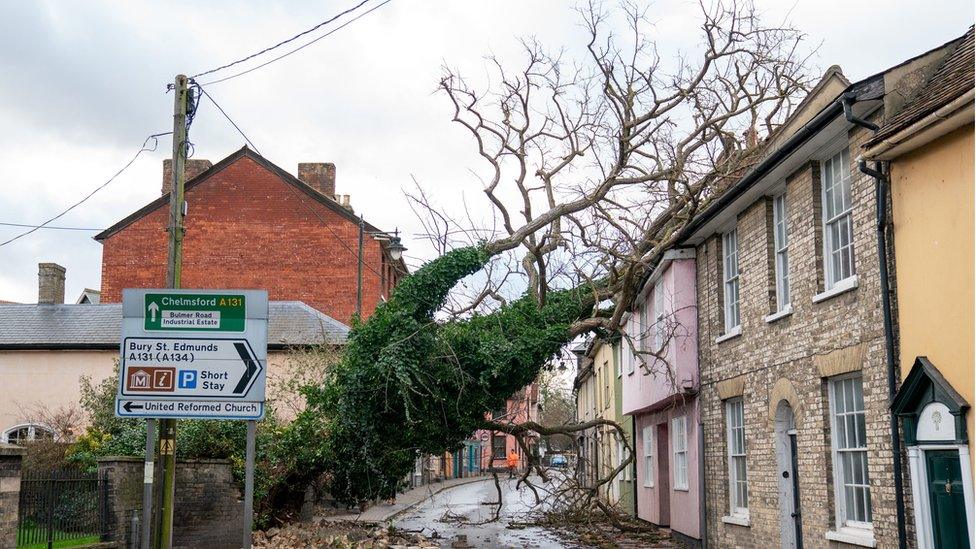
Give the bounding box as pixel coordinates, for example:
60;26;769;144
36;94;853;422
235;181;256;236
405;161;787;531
506;449;519;479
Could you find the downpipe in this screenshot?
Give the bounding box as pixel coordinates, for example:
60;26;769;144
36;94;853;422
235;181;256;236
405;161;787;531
859;158;908;549
845;91;907;549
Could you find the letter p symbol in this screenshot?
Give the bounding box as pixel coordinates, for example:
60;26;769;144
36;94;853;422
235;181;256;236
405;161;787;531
178;370;197;389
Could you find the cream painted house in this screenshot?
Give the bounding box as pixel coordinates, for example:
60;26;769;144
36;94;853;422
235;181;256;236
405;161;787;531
574;337;630;506
0;300;348;442
863;27;974;549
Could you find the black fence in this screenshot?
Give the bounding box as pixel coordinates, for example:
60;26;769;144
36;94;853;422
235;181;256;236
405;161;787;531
17;470;108;548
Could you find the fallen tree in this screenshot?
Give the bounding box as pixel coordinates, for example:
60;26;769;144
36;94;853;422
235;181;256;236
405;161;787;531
273;0;815;521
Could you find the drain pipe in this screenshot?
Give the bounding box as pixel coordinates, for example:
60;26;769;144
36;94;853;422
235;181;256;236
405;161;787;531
632;415;639;518
860;158;909;549
698;417;707;548
843;92;907;549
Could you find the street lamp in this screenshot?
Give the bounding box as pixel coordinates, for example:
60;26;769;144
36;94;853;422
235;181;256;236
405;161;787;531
385;230;406;262
357;222;408;317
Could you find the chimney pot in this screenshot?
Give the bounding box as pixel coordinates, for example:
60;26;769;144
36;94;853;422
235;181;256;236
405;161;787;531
162;159;212;196
297;163;336;199
38;263;66;304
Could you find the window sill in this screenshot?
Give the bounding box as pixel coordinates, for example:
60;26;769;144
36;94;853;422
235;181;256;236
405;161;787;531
764;304;793;323
715;326;742;344
813;276;858;303
721;514;750;527
673;486;689;492
825;527;876;547
642;483;654;488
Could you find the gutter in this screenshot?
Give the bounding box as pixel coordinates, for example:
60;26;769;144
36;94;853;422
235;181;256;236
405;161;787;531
850;129;909;548
675;100;844;243
862;89;975;159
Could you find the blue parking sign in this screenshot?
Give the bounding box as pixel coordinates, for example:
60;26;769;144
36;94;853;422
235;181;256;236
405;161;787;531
178;370;198;389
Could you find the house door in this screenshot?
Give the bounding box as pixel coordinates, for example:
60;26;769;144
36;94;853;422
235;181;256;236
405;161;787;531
926;450;970;549
657;423;670;526
776;401;801;549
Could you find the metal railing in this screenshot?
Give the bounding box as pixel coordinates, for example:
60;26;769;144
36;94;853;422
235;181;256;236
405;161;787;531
17;470;108;548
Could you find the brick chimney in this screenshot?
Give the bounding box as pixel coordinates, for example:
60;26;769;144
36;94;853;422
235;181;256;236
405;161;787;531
297;163;336;199
162;159;213;195
38;263;65;304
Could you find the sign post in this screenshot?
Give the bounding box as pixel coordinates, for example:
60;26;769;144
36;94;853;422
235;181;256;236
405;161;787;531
117;288;267;547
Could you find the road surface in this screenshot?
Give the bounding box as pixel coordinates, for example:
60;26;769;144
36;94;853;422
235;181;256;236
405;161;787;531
394;475;569;548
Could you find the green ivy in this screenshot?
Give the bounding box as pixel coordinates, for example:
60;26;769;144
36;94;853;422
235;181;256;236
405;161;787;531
281;246;595;504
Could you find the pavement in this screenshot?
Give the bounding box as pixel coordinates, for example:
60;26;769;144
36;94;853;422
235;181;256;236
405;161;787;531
393;475;568;548
324;475;490;523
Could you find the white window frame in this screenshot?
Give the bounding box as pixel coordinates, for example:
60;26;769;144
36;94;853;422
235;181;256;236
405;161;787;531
726;398;749;516
652;277;666;352
672;416;689;490
616;438;631;482
821;147;856;290
773;193;790;311
722;229;740;332
642;425;655;487
1;423;55;444
828;373;873;533
626;316;637;375
602;360;610;409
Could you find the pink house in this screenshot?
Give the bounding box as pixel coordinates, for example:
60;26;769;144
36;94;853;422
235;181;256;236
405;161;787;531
476;384;540;471
621;248;702;546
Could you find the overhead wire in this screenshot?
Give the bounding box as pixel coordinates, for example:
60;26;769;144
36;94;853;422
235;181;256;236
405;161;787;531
198;0;393;86
0;222;103;232
0;132;171;248
197;87;262;154
190;0;371;81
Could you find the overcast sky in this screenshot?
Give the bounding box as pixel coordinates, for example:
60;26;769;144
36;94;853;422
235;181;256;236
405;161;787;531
0;0;971;303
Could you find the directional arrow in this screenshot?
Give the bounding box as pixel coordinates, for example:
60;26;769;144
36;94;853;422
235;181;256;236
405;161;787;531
148;301;159;322
123;401;144;413
232;342;259;394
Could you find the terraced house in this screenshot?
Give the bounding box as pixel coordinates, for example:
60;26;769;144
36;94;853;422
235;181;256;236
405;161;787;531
677;33;974;548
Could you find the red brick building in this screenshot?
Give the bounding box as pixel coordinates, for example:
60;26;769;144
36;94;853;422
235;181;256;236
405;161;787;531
96;147;406;324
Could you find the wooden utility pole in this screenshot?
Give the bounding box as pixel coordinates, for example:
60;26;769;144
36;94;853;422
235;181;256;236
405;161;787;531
157;74;189;549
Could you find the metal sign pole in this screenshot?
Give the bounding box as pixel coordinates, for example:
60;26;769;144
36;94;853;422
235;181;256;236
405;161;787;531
141;419;156;549
242;420;256;549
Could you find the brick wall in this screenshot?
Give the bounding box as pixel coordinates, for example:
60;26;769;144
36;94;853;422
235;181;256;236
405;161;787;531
0;445;25;549
98;457;244;549
695;122;911;548
99;154;396;325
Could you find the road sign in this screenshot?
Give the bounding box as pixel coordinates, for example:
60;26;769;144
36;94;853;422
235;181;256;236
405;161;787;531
119;337;262;398
143;292;246;332
115;399;264;420
117;289;267;420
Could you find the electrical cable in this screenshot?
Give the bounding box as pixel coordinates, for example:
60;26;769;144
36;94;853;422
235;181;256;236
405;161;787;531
0;222;103;231
199;0;393;86
191;0;372;81
0;132;171;248
197;87;263;155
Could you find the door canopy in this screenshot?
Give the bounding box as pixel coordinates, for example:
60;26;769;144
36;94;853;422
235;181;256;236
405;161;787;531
892;357;970;446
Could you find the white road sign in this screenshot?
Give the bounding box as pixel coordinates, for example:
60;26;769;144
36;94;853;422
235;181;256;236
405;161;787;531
116;289;268;420
116;399;264;420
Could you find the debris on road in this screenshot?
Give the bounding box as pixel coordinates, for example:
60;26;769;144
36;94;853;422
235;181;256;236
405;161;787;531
253;519;440;548
516;509;676;548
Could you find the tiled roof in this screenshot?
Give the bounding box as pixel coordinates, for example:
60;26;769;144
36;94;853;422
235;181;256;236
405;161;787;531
866;27;975;147
0;301;348;349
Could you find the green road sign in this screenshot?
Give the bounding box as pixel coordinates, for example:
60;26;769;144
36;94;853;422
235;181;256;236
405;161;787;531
144;293;246;332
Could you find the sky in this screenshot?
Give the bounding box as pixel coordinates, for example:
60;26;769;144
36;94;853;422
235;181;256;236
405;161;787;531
0;0;971;304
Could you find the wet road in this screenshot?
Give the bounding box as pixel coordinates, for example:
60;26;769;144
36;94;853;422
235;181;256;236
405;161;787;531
394;476;569;548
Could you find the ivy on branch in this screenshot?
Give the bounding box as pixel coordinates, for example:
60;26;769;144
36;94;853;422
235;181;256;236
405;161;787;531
281;245;597;504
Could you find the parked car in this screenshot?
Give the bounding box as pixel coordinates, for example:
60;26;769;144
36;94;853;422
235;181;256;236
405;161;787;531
549;454;568;468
